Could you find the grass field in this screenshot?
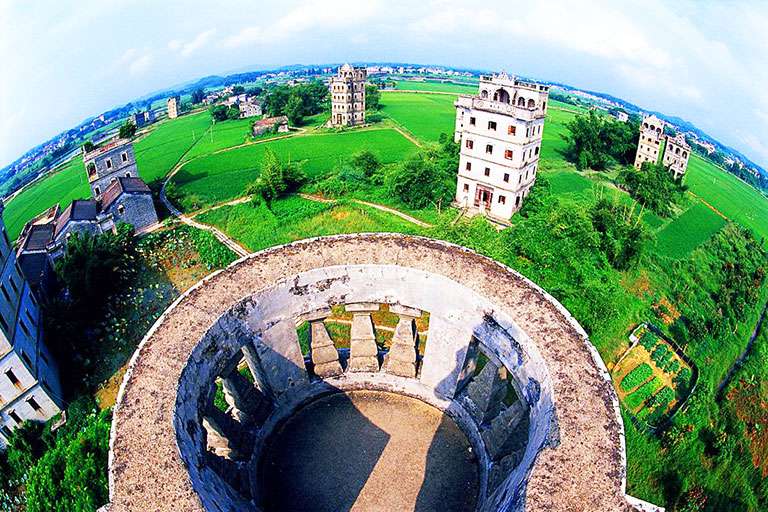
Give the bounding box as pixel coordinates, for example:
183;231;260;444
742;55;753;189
3;159;91;240
197;196;424;252
379;92;457;142
393;80;478;94
172;128;418;209
134;111;212;185
654;201;727;259
181;117;252;161
685;154;768;241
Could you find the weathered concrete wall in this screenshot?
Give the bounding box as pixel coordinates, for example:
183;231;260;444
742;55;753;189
108;234;633;512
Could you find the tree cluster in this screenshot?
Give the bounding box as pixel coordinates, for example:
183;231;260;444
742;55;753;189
210;103;241;122
365;85;381;111
191;88;205;105
618;162;687;217
0;396;110;512
247;148;306;203
265;82;328;125
563;110;639;170
118;120;137;139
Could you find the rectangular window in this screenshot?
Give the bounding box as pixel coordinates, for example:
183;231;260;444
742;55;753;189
465;162;471;171
484;168;490;177
117;205;126;216
463;184;469;192
508;125;516;135
28;397;41;413
20;350;32;368
40;351;48;365
106;159;112;169
0;284;10;303
8;277;18;294
503;173;510;182
526;128;530;137
488;121;497;131
466;139;474;149
499;195;506;204
469;117;476;126
519;175;522;184
8;410;21;424
0;314;8;334
485;144;493;154
505;149;513;160
6;369;20;387
121;152;128;163
20;321;30;339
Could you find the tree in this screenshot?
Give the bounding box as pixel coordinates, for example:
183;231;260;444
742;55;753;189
386;151;454;209
247;148;306;203
118;120;137;139
618;162;687;216
232;85;245;95
351;150;381;179
365;85;381;111
563;110;638;170
191;88;205;104
283;94;305;125
82;140;94;153
210;104;239;122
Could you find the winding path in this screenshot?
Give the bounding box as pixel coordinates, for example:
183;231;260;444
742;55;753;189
716;297;768;399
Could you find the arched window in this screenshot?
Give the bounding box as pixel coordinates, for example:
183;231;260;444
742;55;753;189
527;98;535;108
481;90;488;99
675;147;680;155
682;151;688;158
494;88;509;103
643;123;649;129
517;97;526;107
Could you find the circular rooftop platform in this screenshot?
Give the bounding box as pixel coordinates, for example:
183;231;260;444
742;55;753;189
107;234;636;512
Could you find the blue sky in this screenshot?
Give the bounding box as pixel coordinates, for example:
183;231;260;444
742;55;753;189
2;0;768;169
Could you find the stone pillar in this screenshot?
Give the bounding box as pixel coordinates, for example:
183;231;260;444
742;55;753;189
347;303;380;372
419;313;475;398
221;371;254;424
386;304;421;378
304;308;343;378
202;414;243;460
466;360;508;424
481;400;526;460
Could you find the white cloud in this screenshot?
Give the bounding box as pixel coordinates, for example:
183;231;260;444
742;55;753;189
129;52;153;76
616;63;705;105
406;8;524;36
174;28;217;58
222;0;383;48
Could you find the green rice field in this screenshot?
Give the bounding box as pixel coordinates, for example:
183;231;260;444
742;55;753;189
654;201;727;259
172;127;418;209
134;111;212;184
379;92;456;142
685;154;768;241
392;80;477;94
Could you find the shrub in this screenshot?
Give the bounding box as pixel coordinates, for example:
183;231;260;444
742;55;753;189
620;362;653;392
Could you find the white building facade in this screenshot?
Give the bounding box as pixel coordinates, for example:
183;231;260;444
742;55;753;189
453;72;549;222
0;205;63;447
662;133;691;179
634;114;665;169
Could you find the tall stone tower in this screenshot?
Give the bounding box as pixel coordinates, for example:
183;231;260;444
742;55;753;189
329;64;366;127
662;133;691;179
167;96;181;119
633;114;665;169
83;138;139;200
453;72;549;222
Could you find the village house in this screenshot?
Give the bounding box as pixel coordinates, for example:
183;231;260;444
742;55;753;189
0;204;63;447
252;116;289;137
453;72;550;222
16;139;158;263
329;64;367;127
238;98;263;119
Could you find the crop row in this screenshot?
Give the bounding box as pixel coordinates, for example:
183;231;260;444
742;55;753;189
620;362;653;392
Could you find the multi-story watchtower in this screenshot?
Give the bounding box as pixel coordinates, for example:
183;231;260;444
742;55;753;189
662;133;691;179
633;114;665;169
0;204;63;446
167;96;181;119
83;138;138;200
453;72;549;222
329;64;366;127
